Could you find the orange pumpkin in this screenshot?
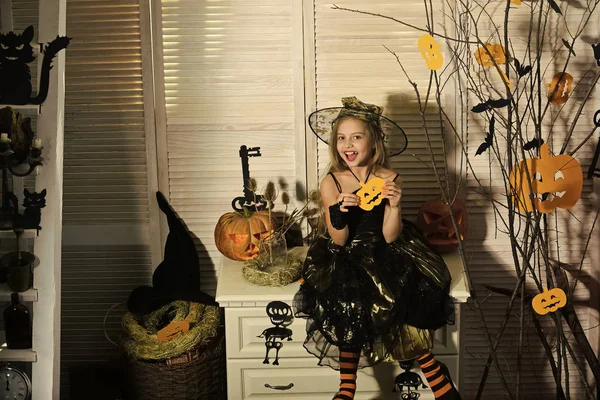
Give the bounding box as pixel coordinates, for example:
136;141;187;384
356;177;386;211
509;144;583;213
532;287;567;315
418;34;444;71
475;43;507;67
416;199;468;253
214;209;274;261
547;72;573;104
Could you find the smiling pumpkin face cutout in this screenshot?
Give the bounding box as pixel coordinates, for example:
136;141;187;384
509;144;583;213
357;177;386;211
532;287;567;315
418;34;444;71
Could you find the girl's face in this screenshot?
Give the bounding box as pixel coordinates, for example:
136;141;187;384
335;118;372;167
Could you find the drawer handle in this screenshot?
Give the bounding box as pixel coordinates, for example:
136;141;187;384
264;383;294;391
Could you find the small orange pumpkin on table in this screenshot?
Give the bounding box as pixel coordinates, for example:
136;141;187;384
214;208;274;261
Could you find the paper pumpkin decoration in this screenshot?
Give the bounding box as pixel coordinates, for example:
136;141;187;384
532;287;567;315
416;199;468;253
511;0;521;5
214;209;274;261
547;72;573;104
418;34;444;71
509;144;583;213
357;177;386;211
157;320;190;342
475;43;507;67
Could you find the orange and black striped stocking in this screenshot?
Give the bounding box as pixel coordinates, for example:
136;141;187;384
417;353;461;399
334;350;360;400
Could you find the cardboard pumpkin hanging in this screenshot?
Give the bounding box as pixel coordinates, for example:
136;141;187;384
547;72;573;105
416;199;468;253
417;34;444;71
509;144;583;213
474;43;511;88
532;287;567;315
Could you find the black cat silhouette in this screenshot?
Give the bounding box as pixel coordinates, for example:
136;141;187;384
0;25;71;105
11;188;46;232
127;192;216;315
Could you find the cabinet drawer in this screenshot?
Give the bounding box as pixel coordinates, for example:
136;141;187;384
225;307;309;360
227;355;458;400
224;306;458;361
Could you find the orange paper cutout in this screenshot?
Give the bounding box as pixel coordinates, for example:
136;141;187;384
511;0;521;5
474;43;507;67
547;72;573;105
532;288;567;315
509;144;583;213
357;177;386;211
418;34;444;70
157;320;190;342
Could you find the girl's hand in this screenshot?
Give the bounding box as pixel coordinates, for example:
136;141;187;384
384;182;402;208
336;193;359;212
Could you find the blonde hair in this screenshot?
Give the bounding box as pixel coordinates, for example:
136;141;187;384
325;116;389;175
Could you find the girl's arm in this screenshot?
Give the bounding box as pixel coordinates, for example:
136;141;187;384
321;174;358;246
382;174;403;243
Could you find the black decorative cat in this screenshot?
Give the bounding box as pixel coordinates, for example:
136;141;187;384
14;188;46;233
0;25;71;105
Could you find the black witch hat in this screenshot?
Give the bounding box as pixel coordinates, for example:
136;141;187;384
127;192;216;315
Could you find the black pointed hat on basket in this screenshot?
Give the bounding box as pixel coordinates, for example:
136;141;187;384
308;96;408;157
127;192;216;315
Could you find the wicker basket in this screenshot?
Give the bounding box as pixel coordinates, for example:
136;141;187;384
126;334;226;400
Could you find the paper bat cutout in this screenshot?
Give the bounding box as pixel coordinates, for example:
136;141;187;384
548;0;562;15
471;98;510;113
592;44;600;67
514;59;532;77
562;39;576;57
523;137;545;151
475;115;495;156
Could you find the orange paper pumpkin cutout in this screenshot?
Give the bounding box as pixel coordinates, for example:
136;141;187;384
509;144;583;213
418;34;444;71
511;0;521;5
474;43;507;67
532;288;567;315
547;72;573;104
357;177;386;211
157;320;190;342
214;210;274;261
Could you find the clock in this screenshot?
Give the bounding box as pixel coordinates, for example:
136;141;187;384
0;365;31;400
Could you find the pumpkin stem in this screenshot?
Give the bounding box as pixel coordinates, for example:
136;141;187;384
539;144;550;159
242;206;252;218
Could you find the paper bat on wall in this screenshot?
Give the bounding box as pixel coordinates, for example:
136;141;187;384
475;115;495;156
471;98;509;113
523;138;544;151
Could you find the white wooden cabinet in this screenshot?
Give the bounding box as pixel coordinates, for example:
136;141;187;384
216;248;469;400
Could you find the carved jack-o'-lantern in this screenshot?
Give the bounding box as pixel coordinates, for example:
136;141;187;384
547;72;573;104
157;320;190;342
416;199;468;253
475;43;507;67
214;209;274;261
418;34;444;71
532;287;567;315
357;177;386;211
509;144;583;213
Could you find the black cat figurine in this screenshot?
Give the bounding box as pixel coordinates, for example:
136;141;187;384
15;188;46;233
0;25;71;105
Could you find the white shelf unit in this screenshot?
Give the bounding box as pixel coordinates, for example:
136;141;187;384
0;0;65;399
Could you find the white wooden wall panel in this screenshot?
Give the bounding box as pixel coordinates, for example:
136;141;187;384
311;0;447;221
61;1;154;398
158;0;304;293
461;3;599;398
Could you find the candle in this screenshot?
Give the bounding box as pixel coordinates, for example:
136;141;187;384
0;133;9;143
33;138;42;148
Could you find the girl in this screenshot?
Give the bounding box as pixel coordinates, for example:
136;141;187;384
294;97;461;400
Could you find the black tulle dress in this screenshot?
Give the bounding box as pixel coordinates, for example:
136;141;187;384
294;172;454;370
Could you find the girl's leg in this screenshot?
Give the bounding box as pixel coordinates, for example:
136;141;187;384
333;348;361;400
417;353;461;399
